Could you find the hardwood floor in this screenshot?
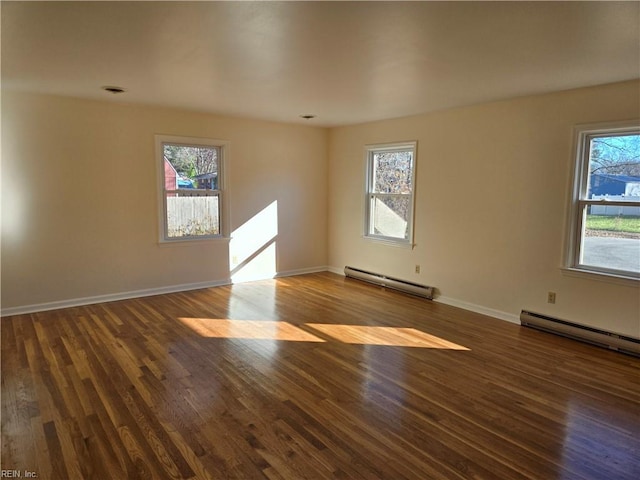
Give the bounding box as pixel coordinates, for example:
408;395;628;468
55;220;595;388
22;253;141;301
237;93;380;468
2;272;639;479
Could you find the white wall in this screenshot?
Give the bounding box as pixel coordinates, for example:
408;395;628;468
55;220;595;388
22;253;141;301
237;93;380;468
1;92;328;311
328;81;640;338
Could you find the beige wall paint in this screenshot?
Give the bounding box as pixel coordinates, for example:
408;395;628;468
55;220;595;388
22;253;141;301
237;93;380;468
328;81;640;338
3;83;639;339
1;91;328;310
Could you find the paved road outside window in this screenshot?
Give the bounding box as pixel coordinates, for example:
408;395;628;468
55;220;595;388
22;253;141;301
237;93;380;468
583;237;640;273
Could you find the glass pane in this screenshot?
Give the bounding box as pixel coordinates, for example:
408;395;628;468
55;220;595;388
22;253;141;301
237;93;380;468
372;150;413;194
163;144;219;190
166;194;220;238
582;212;640;274
370;195;410;239
588;134;640;201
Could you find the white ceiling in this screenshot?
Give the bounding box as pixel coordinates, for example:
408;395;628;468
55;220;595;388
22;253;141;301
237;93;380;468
2;1;639;127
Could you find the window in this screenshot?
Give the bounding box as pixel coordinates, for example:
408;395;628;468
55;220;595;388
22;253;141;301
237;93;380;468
566;122;640;279
156;135;228;242
364;142;417;246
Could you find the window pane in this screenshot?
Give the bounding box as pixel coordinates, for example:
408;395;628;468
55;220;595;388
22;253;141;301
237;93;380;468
372;151;413;194
581;211;640;273
582;133;640;274
166;194;220;238
588;134;640;201
164;144;219;191
370;195;410;239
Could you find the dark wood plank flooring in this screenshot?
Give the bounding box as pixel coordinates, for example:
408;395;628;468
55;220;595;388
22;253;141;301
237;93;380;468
2;272;639;479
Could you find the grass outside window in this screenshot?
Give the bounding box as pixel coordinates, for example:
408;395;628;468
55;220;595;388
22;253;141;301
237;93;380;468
585;215;640;236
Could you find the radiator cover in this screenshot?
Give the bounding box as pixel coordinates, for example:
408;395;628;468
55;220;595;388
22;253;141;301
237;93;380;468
520;310;640;357
344;266;434;299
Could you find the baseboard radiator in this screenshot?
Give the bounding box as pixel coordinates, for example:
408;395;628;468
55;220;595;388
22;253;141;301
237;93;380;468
520;310;640;357
344;266;434;300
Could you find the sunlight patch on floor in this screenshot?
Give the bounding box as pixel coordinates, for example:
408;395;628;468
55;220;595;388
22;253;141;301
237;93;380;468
306;324;470;349
178;318;325;342
179;318;469;350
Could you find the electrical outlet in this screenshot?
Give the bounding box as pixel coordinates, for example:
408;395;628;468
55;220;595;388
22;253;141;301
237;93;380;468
547;292;556;304
415;265;420;274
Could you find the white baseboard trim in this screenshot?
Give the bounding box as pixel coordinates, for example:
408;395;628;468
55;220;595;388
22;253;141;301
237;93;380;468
434;296;520;325
2;267;518;325
326;265;345;275
274;266;330;278
1;279;233;317
328;264;518;325
1;266;332;317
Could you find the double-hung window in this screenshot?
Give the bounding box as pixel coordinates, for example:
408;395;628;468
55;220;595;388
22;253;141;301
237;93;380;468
566;122;640;279
364;142;417;247
156;135;228;242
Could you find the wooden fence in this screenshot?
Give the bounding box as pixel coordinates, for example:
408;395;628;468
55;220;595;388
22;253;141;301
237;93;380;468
591;195;640;216
166;196;219;237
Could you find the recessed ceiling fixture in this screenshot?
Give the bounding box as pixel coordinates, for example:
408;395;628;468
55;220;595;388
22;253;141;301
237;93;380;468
299;114;316;120
101;85;126;94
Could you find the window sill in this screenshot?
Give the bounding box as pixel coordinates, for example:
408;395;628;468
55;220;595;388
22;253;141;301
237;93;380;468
158;236;231;247
363;235;415;249
561;267;639;287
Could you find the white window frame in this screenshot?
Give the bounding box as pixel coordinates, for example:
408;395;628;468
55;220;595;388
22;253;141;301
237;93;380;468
155;134;229;243
364;141;417;248
564;121;640;281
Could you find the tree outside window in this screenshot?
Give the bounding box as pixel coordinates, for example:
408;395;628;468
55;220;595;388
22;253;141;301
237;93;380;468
365;142;417;247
